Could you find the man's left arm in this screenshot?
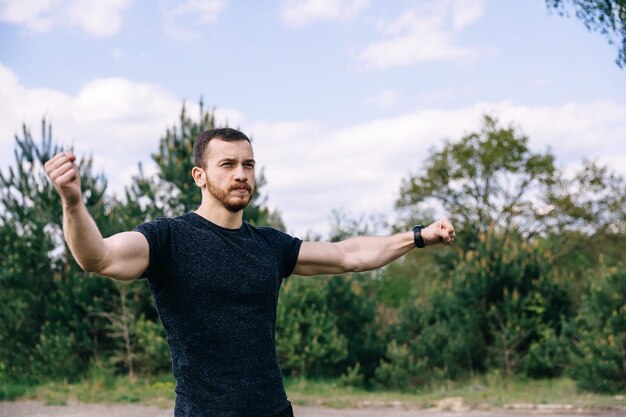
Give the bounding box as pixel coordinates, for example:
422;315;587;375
293;219;455;276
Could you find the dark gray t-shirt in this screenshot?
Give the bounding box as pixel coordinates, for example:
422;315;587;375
134;212;302;417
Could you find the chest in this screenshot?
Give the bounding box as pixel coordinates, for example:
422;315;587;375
165;230;281;304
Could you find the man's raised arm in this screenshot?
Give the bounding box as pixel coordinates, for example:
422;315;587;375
293;220;455;276
45;152;149;281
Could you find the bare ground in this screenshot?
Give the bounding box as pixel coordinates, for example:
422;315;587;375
1;401;625;417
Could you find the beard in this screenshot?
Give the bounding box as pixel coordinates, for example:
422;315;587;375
206;179;253;213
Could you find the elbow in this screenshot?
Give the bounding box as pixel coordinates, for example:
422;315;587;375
78;257;110;276
351;264;373;273
80;261;102;275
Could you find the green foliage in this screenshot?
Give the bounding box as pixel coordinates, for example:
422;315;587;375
569;267;626;394
546;0;626;67
326;275;386;379
521;327;571;378
31;322;85;379
276;274;385;380
374;341;430;390
396;115;556;241
0;121;112;380
540;161;626;276
133;315;171;375
376;228;574;390
338;362;364;387
542;160;625;234
0;378;30;401
276;278;348;377
448;228;573;378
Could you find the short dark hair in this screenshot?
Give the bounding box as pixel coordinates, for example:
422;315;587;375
193;128;251;167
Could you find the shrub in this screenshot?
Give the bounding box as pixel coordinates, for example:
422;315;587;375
569;268;626;394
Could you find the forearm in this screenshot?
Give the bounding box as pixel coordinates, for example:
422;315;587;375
338;231;415;272
62;202;109;273
295;220;454;276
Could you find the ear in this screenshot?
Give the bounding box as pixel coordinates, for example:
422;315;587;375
191;166;205;187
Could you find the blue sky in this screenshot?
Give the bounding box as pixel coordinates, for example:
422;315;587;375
1;0;625;236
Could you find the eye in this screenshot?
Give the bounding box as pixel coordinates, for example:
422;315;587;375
221;162;232;167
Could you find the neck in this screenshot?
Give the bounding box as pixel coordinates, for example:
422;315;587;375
195;199;244;229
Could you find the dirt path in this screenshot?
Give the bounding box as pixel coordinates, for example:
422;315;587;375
1;401;625;417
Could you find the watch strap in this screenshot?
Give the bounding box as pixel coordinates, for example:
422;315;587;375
413;225;426;248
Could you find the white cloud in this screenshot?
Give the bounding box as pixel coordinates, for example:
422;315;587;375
280;0;369;27
0;63;240;199
67;0;130;36
0;0;61;32
171;0;227;23
160;0;227;40
451;0;487;30
0;0;130;35
357;0;486;68
366;89;398;109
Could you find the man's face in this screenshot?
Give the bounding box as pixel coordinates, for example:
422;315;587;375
201;139;255;212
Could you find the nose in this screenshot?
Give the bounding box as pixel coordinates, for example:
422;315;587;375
233;164;247;181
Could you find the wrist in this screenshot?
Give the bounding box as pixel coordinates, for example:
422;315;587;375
412;225;426;248
62;195;83;211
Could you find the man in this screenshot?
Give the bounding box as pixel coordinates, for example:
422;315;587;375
44;127;455;417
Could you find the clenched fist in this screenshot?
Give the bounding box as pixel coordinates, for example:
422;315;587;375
422;219;456;246
44;152;82;206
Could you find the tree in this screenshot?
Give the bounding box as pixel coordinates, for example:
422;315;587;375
276;277;348;377
375;227;574;388
546;0;626;68
538;160;626;270
0;120;116;380
396;115;556;242
569;267;626;393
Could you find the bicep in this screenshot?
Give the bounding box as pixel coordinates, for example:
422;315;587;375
99;231;150;281
293;241;350;276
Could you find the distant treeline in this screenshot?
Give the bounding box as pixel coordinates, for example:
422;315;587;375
0;106;624;394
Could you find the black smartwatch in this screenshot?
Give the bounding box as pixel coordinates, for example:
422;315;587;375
412;225;426;248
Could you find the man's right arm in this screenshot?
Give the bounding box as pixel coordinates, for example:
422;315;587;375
46;152;149;281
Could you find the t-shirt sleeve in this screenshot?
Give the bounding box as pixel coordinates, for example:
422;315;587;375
281;232;302;278
133;217;172;280
265;228;302;278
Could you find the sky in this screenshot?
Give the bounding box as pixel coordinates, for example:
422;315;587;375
1;0;625;238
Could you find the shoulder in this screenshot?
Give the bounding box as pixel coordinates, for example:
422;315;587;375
251;224;297;240
139;213;196;228
250;224;302;255
134;214;196;240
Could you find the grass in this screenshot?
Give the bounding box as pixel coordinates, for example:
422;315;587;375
1;372;624;411
1;365;176;408
284;376;626;410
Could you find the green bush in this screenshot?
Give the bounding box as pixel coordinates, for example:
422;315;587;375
382;228;574;383
373;341;429;390
520;327;570;378
134;315;171;375
31;322;88;380
276;278;348;377
338;362;364;387
569;268;626;394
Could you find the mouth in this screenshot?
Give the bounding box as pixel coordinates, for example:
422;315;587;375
230;185;251;193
